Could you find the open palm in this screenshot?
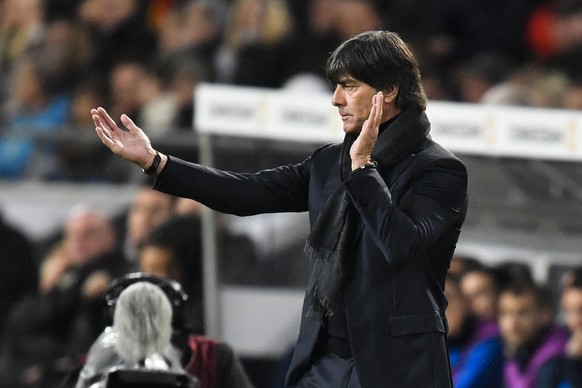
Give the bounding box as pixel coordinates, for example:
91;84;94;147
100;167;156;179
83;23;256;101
92;107;154;168
350;92;383;167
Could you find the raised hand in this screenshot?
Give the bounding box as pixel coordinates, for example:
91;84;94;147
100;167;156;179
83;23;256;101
350;91;383;170
91;107;157;170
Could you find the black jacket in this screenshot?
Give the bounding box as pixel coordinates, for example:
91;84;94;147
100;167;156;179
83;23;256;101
154;109;468;387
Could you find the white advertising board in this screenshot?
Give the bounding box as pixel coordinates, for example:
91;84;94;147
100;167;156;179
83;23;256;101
196;83;582;161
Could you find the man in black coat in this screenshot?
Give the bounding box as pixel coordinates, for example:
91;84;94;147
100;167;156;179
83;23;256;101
91;30;468;387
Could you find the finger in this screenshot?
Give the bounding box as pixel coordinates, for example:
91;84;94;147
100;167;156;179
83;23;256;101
361;119;370;134
120;114;136;131
92;111;112;134
95;126;113;147
366;93;380;127
97;107;120;131
371;92;382;124
375;92;383;122
96;127;122;154
92;114;106;131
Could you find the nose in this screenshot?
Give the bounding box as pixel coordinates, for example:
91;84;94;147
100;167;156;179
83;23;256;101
331;85;344;107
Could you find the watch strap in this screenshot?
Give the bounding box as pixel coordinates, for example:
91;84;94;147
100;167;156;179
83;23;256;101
143;151;161;176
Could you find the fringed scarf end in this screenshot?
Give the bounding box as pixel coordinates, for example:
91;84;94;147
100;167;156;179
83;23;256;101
304;240;333;262
305;291;334;323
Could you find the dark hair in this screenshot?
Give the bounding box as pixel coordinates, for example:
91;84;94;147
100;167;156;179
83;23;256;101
460;262;502;292
141;216;202;274
326;30;427;110
139;215;203;301
500;280;554;312
445;273;462;294
561;267;582;290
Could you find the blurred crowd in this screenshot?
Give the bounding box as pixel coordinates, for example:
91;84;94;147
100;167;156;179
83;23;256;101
0;177;265;387
3;0;582;387
1;0;582;180
444;256;582;387
3;185;582;387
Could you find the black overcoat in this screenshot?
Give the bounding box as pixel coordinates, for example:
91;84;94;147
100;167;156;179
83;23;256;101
154;109;468;387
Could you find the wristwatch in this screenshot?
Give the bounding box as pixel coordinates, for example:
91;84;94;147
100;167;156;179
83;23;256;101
352;160;378;175
143;151;161;176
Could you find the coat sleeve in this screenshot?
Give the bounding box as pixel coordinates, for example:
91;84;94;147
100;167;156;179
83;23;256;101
154;155;311;216
344;157;468;265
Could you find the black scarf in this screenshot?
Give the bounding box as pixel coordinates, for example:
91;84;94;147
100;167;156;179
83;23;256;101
304;108;431;322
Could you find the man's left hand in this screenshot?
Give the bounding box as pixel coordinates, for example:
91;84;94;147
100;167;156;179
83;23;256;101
351;91;383;170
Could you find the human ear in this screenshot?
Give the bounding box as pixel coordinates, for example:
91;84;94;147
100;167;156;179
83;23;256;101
382;86;398;104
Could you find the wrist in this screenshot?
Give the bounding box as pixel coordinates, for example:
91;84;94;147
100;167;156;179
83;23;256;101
351;160;378;175
143;150;164;176
351;158;375;171
141;149;157;170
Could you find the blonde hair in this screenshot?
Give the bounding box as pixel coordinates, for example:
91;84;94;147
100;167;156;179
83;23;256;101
225;0;293;50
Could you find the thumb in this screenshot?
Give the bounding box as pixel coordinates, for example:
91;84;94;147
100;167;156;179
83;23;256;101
120;114;137;131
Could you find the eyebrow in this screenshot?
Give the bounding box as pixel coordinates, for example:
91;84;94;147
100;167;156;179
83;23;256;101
337;76;358;85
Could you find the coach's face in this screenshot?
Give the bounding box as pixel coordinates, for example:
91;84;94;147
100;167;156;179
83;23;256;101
331;75;379;135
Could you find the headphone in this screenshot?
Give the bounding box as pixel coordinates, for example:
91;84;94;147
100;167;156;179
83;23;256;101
105;272;190;331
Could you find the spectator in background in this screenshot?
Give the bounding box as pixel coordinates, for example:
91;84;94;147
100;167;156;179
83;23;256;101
42;0;84;22
429;0;538;68
33;18;93;96
173;197;261;286
35;206;120;293
334;0;384;42
284;0;386;92
498;280;568;388
418;66;455;102
448;254;483;277
174;197;205;216
215;0;299;88
165;56;210;129
0;0;45;98
526;0;582;79
563;80;582;110
480;74;538;107
107;61;149;126
70;81;107;129
547;267;582;387
156;0;226;83
445;274;504;388
140;3;220;132
496;260;535;285
134;66;181;134
528;70;570;108
77;0;156;82
460;262;501;322
284;0;340;84
0;209;38;337
453;52;515;103
138;215;205;334
139;55;210;132
0;51;71;179
118;181;176;268
0;206;126;387
56;79;125;182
